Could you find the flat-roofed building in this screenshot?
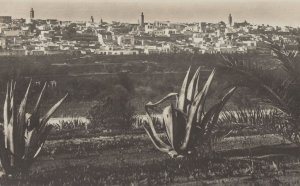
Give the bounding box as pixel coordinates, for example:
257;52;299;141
3;30;24;37
0;37;6;49
0;16;12;24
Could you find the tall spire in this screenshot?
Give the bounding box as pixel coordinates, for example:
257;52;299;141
91;16;94;23
140;12;145;27
228;13;233;27
30;8;34;19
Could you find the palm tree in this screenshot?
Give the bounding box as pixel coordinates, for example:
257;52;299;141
219;36;300;143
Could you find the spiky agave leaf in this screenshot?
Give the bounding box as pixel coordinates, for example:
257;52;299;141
144;67;236;158
3;83;10;149
144;93;178;154
177;67;191;112
171;108;187;152
162;106;174;145
196;69;216;122
0;127;11;173
203;87;236;138
0;80;68;174
161;104;186;153
24;93;68;161
199;87;236;131
27;82;47;130
180;69;216;151
143;116;173;154
8;81;15;159
24;124;54;160
186;67;201;102
15;80;31;160
144;92;187;157
40;93;68;128
186;67;201;114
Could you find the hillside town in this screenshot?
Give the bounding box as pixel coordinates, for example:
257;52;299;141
0;9;299;56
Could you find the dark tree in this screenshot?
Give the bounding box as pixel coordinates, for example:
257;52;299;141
88;84;135;130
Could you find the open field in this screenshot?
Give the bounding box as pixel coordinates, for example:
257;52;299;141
0;51;275;116
1;49;300;185
1;133;300;185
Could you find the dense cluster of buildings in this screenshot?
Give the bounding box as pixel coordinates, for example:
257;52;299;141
0;9;299;56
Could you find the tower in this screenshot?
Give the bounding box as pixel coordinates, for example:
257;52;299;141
228;13;232;27
30;8;34;19
91;16;94;23
140;12;144;27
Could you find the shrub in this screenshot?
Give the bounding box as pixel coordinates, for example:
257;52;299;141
88;85;135;130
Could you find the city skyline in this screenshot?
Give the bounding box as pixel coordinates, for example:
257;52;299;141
0;0;300;27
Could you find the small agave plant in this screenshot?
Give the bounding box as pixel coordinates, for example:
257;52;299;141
143;67;236;158
0;80;67;175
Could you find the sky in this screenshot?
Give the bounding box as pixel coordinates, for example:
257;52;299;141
0;0;300;27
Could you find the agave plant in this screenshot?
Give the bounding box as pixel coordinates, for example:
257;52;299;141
143;67;236;158
0;80;68;175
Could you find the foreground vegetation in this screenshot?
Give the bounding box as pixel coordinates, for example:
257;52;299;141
1;39;300;185
0;133;300;185
0;81;67;175
144;67;236;158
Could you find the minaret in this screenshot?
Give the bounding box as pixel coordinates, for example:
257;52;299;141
30;8;34;19
228;13;232;27
140;12;144;27
91;16;94;23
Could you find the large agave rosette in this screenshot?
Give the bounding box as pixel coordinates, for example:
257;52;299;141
0;80;68;175
144;67;236;158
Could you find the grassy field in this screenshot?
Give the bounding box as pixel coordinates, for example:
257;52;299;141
1;133;300;185
1;49;300;185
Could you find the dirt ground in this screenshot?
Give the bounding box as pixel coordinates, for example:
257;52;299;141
1;134;300;185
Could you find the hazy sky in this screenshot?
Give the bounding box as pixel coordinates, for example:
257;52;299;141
1;0;300;26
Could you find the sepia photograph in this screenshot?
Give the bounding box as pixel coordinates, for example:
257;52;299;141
0;0;300;185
